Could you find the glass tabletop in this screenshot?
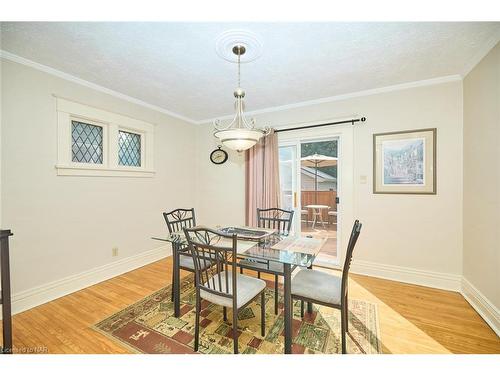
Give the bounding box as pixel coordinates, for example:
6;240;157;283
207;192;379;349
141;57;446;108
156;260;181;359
151;228;322;268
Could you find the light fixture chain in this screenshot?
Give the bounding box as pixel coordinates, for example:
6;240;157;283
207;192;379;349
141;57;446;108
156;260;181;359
237;50;241;88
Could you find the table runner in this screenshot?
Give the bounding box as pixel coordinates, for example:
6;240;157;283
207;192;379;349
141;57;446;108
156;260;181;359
271;236;326;255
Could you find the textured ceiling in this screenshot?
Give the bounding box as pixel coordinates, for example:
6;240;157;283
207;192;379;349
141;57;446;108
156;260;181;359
1;22;499;122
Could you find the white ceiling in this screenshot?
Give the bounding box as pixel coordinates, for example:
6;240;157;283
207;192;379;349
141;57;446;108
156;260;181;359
1;22;500;123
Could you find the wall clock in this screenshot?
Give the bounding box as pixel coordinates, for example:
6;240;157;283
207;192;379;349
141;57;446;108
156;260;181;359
210;146;228;165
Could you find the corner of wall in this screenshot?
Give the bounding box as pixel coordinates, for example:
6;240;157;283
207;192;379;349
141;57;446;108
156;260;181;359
461;277;500;337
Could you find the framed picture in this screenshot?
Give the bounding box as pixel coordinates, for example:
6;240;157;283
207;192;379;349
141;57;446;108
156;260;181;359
373;128;436;194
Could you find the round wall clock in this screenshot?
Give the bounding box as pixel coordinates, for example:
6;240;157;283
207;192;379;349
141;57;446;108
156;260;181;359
210;146;228;165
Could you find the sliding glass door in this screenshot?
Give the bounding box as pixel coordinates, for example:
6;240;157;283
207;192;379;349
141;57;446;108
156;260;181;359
278;134;345;267
299;139;339;265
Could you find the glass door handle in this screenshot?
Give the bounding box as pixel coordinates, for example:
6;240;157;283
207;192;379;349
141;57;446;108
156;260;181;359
293;192;298;208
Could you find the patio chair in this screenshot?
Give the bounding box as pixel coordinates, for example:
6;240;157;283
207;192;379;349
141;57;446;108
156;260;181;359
328;210;337;225
301;208;309;226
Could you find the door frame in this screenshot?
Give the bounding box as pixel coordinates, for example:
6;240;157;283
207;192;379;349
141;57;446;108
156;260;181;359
278;123;354;267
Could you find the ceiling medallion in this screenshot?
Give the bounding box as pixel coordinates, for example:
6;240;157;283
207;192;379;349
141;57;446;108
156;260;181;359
215;30;263;63
213;31;269;153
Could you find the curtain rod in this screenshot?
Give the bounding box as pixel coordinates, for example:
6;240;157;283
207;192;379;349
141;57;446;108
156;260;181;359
274;117;366;133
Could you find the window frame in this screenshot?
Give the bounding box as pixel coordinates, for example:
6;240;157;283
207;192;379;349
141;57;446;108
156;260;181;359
56;97;155;177
70;117;108;167
117;128;144;169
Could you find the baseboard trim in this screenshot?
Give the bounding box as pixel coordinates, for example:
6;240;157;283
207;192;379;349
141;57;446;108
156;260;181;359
1;245;171;319
461;277;500;337
4;250;498;339
351;259;462;292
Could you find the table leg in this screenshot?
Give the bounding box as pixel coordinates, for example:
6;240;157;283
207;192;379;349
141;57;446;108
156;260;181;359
173;243;181;318
307;263;313;314
311;209;318;229
283;263;292;354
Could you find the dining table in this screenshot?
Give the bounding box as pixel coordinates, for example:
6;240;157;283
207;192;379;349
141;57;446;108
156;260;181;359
152;227;326;354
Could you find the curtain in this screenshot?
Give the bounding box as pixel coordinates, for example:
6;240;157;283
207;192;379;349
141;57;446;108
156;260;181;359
245;129;281;226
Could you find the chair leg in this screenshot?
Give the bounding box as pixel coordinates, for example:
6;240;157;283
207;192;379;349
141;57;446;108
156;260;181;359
223;306;227;322
240;267;243;274
171;273;175;302
274;275;279;315
341;304;347;354
300;300;304;318
345;293;349;332
233;308;239;354
194;293;201;352
261;292;266;337
257;271;261;279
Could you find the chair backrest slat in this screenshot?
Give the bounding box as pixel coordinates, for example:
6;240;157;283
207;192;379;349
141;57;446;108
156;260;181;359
341;220;362;298
163;208;196;235
184;227;238;302
256;208;294;235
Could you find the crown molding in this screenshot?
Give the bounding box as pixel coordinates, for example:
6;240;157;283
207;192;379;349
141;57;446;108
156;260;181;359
1;49;465;127
461;28;500;78
196;74;463;125
0;50;198;125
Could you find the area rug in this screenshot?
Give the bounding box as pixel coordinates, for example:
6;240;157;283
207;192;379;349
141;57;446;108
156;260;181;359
94;275;381;354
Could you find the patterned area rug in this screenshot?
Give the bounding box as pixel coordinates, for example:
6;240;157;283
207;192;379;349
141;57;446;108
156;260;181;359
94;275;381;354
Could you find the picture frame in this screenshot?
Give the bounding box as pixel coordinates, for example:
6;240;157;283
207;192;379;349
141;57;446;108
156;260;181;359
373;128;436;194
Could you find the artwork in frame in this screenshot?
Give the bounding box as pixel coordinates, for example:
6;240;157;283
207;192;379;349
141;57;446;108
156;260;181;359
373;128;436;194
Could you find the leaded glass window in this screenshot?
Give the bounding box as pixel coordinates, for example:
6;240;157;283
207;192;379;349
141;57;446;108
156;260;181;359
118;130;141;167
71;120;103;164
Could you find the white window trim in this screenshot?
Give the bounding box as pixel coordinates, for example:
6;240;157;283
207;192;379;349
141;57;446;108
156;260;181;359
56;97;155;177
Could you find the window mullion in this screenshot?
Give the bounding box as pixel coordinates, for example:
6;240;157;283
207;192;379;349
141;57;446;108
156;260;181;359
108;123;119;169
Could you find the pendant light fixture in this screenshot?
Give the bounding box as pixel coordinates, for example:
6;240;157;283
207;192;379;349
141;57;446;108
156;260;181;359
213;44;269;152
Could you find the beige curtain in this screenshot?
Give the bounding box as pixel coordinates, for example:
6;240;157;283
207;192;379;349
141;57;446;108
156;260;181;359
245;130;281;226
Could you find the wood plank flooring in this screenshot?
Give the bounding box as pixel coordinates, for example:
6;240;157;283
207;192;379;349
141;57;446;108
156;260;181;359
2;256;499;354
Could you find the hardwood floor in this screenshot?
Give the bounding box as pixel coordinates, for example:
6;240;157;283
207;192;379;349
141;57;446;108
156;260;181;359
2;256;499;354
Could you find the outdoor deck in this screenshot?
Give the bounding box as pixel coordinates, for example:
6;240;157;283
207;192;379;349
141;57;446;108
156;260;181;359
301;221;337;261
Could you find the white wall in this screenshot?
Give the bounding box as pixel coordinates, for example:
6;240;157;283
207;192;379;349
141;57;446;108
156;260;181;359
1;60;196;302
196;80;464;283
463;43;500;311
195;126;246;227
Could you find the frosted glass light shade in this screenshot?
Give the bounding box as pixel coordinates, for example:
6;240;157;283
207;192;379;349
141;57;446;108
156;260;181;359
214;129;264;152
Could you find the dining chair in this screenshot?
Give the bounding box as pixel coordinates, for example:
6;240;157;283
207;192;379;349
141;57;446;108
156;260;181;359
238;208;294;315
162;208;199;301
184;227;266;354
256;208;294;234
291;219;362;354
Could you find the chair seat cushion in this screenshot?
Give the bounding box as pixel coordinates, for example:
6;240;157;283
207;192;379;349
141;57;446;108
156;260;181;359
179;253;196;270
291;269;342;306
239;258;284;274
178;252;215;271
200;273;266;308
